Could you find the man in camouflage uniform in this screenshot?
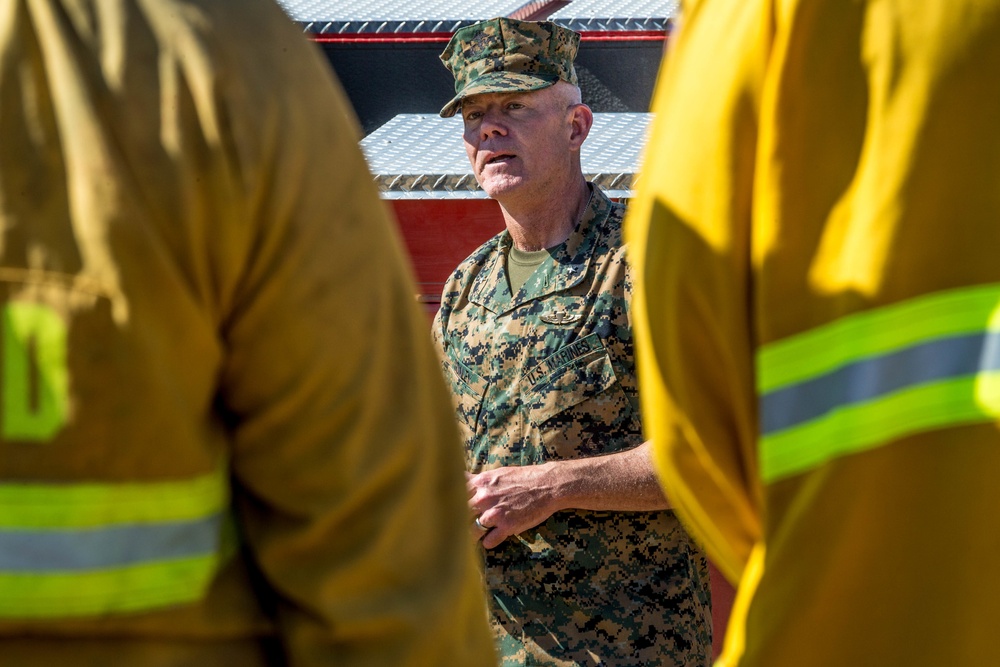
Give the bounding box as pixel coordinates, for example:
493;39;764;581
432;17;713;666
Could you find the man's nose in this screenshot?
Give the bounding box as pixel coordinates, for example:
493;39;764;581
479;109;507;139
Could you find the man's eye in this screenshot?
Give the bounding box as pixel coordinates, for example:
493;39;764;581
507;103;524;110
464;111;482;121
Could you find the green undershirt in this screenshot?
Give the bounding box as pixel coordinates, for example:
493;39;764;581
507;246;552;295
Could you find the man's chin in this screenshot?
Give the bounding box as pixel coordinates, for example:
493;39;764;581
479;177;524;200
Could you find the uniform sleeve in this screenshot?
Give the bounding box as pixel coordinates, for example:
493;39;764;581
625;0;772;584
208;4;494;665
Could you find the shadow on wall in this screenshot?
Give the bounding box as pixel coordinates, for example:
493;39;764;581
317;37;665;135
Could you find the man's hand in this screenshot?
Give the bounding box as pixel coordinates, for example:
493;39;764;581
467;465;561;549
467;442;670;549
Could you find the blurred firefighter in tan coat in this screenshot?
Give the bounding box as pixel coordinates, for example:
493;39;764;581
0;0;496;665
627;0;1000;665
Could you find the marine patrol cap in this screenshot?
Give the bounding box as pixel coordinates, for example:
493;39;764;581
439;17;581;118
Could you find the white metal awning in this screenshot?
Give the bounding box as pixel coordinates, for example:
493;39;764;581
276;0;677;34
360;112;652;200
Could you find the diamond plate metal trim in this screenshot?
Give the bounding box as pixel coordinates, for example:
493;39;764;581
360;113;651;200
277;0;538;33
550;0;678;32
278;0;679;34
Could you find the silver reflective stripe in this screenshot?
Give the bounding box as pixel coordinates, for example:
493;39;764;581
761;330;1000;435
0;514;223;572
0;467;231;617
757;284;1000;482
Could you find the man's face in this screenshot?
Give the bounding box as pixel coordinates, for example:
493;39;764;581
461;86;577;203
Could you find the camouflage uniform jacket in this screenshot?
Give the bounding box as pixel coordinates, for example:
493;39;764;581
433;186;713;666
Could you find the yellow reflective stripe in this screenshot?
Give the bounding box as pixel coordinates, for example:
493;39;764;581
0;468;227;528
0;468;235;617
758;283;1000;393
757;284;1000;482
760;372;1000;482
0;514;238;619
0;553;220;618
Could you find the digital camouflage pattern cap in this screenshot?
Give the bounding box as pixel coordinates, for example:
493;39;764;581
438;17;580;118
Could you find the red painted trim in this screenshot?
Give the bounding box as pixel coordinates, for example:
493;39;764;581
579;30;668;42
310;29;669;45
309;32;453;44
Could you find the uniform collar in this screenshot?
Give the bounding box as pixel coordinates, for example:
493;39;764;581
470;185;613;315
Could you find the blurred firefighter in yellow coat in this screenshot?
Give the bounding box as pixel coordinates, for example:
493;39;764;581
0;0;496;665
627;0;1000;665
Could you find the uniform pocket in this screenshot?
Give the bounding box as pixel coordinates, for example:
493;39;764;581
523;335;639;460
526;346;618;426
443;357;487;444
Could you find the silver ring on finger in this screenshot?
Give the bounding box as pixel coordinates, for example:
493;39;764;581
475;516;489;532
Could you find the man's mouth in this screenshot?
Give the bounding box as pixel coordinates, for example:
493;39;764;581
485;153;515;165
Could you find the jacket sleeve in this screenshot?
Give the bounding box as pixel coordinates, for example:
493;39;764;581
625;0;772;585
208;4;494;665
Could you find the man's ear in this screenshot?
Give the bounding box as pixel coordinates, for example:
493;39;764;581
568;103;594;149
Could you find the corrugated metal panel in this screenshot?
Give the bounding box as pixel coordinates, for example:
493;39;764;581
360;113;651;199
276;0;537;34
550;0;679;32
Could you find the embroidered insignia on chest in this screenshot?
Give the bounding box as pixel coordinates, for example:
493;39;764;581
539;309;582;325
